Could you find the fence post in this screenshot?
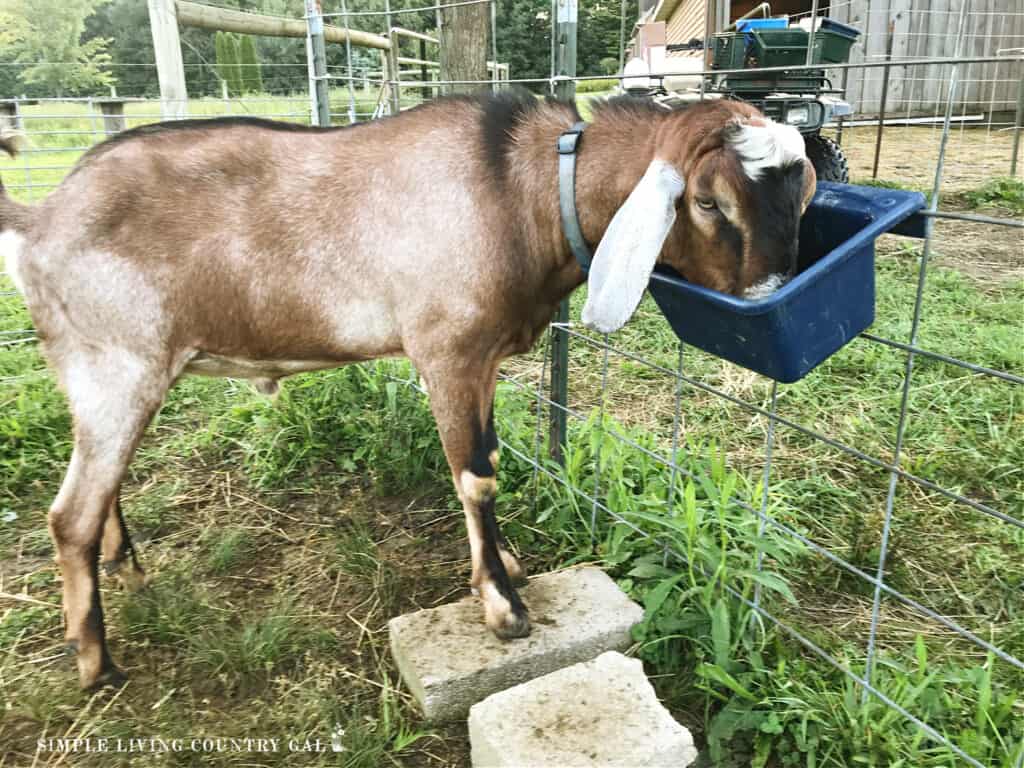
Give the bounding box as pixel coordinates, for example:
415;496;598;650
304;0;331;127
97;100;127;135
1012;72;1023;177
420;39;430;100
491;0;499;92
385;0;400;114
147;0;188;119
339;0;358;124
804;0;819;66
871;19;895;179
389;26;402;115
548;0;579;464
0;100;23;132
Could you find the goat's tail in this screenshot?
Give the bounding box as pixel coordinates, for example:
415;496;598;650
1;129;31;294
0;129;30;227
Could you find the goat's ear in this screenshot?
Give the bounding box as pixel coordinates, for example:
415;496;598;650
581;159;685;334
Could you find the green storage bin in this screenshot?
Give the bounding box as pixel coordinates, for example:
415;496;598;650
712;33;748;70
749;29;810;68
811;29;857;64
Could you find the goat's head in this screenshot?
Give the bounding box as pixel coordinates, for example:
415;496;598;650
582;102;816;334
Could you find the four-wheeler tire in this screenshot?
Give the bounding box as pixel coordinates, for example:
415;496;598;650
804;133;849;183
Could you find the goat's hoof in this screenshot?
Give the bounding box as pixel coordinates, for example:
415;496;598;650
120;568;150;594
253;377;280;397
85;665;128;692
102;559;150;593
489;608;531;640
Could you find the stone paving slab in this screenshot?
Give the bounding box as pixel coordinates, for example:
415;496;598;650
468;651;699;767
388;568;643;722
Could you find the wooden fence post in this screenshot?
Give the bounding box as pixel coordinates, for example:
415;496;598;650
0;101;22;132
147;0;189;119
97;100;128;135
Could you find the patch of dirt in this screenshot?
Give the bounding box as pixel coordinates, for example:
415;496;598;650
876;201;1024;287
930;213;1024;285
0;467;478;767
834;124;1021;194
833;125;1022;286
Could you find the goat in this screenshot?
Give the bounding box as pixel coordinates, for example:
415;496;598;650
0;93;815;690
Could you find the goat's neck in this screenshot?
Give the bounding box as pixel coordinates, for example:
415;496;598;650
509;104;661;305
573;113;661;252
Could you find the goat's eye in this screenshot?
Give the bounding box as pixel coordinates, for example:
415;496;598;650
696;198;717;210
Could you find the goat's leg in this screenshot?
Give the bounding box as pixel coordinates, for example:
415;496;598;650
424;365;530;639
49;354;169;689
100;494;148;592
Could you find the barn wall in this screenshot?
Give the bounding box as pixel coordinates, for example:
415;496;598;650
831;0;1024;117
666;0;711;57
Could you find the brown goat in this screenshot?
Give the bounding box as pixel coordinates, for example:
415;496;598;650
0;93;814;690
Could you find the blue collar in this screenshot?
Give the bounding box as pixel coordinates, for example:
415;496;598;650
557;121;592;269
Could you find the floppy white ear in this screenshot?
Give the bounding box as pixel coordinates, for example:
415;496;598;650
581;159;685;334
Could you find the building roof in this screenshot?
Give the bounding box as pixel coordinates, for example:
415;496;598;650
652;0;686;23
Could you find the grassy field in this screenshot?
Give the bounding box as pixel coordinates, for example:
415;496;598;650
0;96;1022;767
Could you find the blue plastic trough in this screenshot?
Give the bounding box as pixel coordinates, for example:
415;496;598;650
646;182;928;383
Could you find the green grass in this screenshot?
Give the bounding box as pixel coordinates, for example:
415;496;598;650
575;77;620;93
962;177;1024;217
0;104;1021;766
858;175;1024;218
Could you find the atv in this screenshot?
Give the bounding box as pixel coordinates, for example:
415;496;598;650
650;15;859;183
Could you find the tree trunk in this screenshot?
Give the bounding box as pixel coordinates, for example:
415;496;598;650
439;1;489;95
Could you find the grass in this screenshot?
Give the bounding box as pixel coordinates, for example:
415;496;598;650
574;77;621;93
962;177;1024;217
0;99;1022;766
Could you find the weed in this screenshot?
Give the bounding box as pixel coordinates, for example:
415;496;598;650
204;528;253;574
962;177;1024;216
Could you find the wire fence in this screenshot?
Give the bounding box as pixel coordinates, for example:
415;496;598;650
1;0;1022;764
323;0;1020;762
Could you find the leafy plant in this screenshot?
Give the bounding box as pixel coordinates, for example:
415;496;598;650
963;177;1024;216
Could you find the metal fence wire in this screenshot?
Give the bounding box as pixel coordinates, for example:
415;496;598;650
0;0;1022;764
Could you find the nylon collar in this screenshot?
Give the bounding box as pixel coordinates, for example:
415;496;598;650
557;121;592;270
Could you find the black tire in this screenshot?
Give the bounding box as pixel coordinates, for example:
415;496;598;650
804;133;849;183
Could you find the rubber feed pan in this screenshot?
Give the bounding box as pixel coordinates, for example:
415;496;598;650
647;182;928;383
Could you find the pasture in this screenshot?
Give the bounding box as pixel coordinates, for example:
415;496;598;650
0;97;1022;766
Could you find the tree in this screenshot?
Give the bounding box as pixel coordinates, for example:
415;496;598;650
0;0;113;97
439;1;489;95
215;31;231;94
578;0;638;78
83;0;155;96
495;0;552;92
238;35;263;94
215;31;245;96
493;0;639;93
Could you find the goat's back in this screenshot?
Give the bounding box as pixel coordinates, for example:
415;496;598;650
15;101;527;368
